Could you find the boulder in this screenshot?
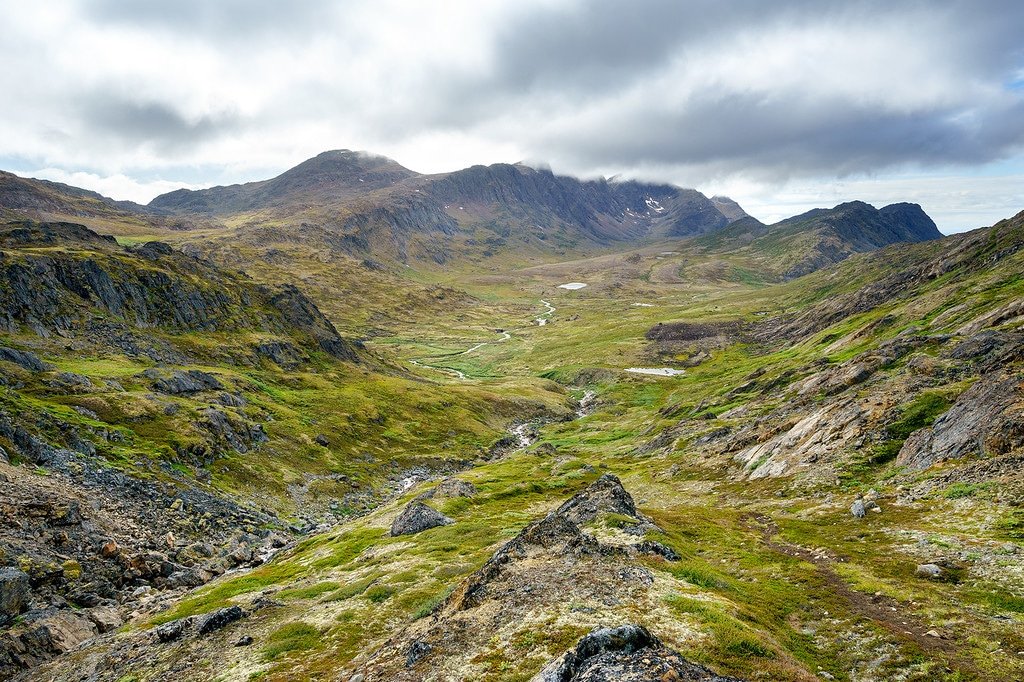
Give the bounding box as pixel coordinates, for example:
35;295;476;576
390;502;454;537
418;477;477;500
154;618;187;643
915;563;943;579
0;568;31;626
195;605;244;635
532;624;744;681
0;346;52;372
86;606;123;633
27;611;98;653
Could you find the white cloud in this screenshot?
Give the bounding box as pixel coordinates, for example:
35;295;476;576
0;0;1022;222
17;168;212;204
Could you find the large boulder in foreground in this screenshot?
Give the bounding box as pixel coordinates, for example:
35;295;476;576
390;502;454;537
532;624;744;682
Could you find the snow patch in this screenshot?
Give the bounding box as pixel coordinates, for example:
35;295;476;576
624;367;685;377
557;282;588;290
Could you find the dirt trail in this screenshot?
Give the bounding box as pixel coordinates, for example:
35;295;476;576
741;512;976;674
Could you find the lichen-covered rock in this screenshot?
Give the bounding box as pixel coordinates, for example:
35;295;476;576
195;605;244;635
533;624;744;682
0;568;31;626
417;477;477;500
915;563;943;579
389;502;454;537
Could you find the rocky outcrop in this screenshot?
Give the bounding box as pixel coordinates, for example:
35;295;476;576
147;369;224;395
416;477;477;500
0;220;358;364
732;399;870;479
555;473;642;525
533;624;744;682
354;475;678;680
0;346;52;372
897;372;1024;469
154;605;246;643
389;502;454;536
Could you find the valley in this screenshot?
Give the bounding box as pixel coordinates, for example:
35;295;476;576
1;154;1022;682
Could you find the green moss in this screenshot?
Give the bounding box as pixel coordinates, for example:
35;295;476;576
263;622;321;660
275;581;341;601
364;585;395;603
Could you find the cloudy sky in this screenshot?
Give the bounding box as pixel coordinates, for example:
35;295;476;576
2;0;1023;233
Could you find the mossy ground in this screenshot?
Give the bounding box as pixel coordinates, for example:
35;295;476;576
10;217;1024;681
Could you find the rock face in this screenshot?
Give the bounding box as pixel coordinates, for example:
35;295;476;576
0;346;52;372
555;473;640;525
149;369;224;395
0;220;357;363
533;624;744;682
897;372;1024;469
0;568;31;626
389;502;454;536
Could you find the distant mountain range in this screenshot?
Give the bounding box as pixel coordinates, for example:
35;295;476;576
1;150;940;271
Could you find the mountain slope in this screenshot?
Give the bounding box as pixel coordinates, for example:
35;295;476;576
148;151;743;266
695;200;942;279
0;172;196;236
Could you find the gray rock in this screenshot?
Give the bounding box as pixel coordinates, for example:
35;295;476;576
0;346;52;372
150;369;224;395
154;618;188;642
532;624;744;682
406;640;432;667
418;477;477;500
0;568;31;626
390;502;454;536
195;605;244;635
555;473;641;525
635;540;680;561
915;563;943;579
86;606;122;633
850;499;867;518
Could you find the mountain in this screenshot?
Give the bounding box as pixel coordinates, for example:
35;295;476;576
0;171;201;235
3;157;1023;682
149;150;419;215
148;151;743;265
696;200;942;279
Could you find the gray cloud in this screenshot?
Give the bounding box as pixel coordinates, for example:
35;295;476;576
82;0;338;41
425;0;1024;178
79;96;242;152
1;0;1023;225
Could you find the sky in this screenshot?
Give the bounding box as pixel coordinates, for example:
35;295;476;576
1;0;1023;234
